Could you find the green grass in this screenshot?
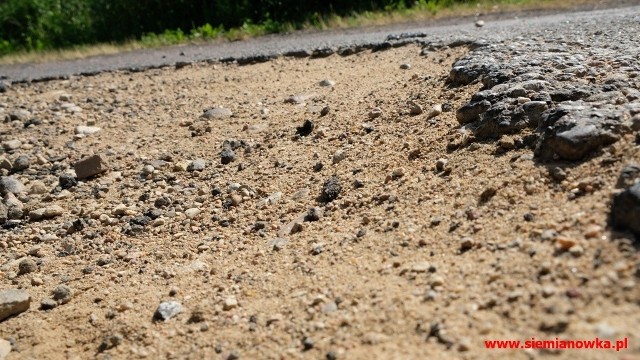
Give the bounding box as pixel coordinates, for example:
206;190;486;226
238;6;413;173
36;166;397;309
0;0;609;65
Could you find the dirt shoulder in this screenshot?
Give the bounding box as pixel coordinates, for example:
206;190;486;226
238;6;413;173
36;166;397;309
0;39;639;359
1;4;640;359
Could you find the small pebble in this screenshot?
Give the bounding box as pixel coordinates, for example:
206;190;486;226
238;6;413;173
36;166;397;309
52;284;73;304
303;337;314;350
435;158;448;172
223;296;238;311
153;301;182;321
40;298;57;310
18;258;37;275
368;107;382;119
460;237;475;251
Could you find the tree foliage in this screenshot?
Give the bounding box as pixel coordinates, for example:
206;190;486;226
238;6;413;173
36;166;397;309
0;0;467;54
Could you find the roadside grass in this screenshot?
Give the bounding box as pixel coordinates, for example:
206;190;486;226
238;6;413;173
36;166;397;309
0;0;614;65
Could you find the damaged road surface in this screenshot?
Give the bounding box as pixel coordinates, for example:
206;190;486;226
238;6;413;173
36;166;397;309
1;4;639;360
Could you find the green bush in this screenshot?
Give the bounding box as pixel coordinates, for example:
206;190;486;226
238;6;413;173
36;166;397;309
0;0;93;54
0;0;474;55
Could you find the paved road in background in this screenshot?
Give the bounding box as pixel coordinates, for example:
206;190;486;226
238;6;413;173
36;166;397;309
0;3;639;82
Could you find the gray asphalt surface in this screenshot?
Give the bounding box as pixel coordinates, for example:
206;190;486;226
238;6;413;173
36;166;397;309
1;2;639;83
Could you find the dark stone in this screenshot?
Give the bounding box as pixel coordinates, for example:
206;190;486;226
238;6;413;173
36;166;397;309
535;104;628;161
284;49;312;58
456;100;491;124
448;59;497;86
320;176;341;203
302;337;314;351
549;167;567;181
59;174;78;190
482;69;514;89
237;54;275;65
221;148;236;165
74;154;109;179
539;319;569;334
311;47;334;58
40;298;57;310
12;155;30;171
479;187;497;204
522;101;549;126
129;216;151;226
611;183;640;239
144;209;163;220
337;46;355;56
472;102;531;138
154;196;171;208
296;119;314;136
71;219;85;232
616;163;640;189
371;42;392;52
304;207;322;222
23;118;42;128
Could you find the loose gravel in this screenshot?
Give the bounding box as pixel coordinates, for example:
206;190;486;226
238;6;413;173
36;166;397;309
0;5;639;360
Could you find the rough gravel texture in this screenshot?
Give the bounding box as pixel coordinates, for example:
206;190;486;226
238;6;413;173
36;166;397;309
0;5;639;360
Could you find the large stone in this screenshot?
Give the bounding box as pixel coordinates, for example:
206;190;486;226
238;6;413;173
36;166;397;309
1;140;21;151
0;338;11;359
535;104;629;161
0;177;25;195
9;109;30;121
616;164;640;189
74;154;109;179
29;205;64;221
611;183;640;239
0;289;30;322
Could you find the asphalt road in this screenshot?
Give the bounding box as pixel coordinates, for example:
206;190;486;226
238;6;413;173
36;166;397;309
0;2;639;83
